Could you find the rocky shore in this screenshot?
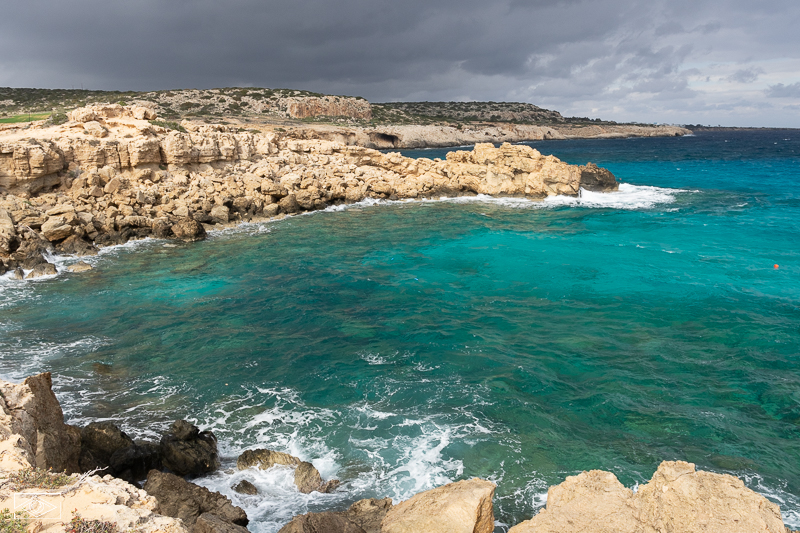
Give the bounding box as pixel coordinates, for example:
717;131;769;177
0;372;796;533
0;104;619;276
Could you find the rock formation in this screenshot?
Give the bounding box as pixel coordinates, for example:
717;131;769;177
380;478;496;533
237;448;339;494
508;460;786;533
278;497;393;533
160;419;220;477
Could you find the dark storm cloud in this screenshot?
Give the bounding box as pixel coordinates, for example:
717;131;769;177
1;0;799;126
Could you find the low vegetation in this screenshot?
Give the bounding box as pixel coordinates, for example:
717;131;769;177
0;509;28;533
149;119;188;133
6;467;74;490
0;112;51;124
66;513;117;533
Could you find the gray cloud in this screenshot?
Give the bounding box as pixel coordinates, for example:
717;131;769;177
1;0;799;126
766;83;800;98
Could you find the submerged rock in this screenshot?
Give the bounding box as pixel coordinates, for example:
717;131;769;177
380;478;495;533
507;460;786;533
160;419;220;476
143;469;248;528
25;261;57;278
237;448;338;494
68;261;93;272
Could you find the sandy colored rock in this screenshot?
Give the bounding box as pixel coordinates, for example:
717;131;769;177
381;478;495;533
508;461;786;533
193;513;250;533
237;448;338;494
171;218;207;242
26;262;57;278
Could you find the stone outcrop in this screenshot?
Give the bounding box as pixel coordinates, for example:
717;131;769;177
277;497;393;533
508;461;786;533
237;448;339;494
284;96;372;120
0;372;81;473
380;478;496;533
143;469;248;528
160;419;220;476
79;421;135;471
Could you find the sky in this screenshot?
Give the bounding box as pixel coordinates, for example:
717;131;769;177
2;0;799;127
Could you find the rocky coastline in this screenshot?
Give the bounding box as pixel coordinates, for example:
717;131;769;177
0;372;796;533
0;104;619;277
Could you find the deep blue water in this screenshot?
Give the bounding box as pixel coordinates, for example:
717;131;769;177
1;130;799;531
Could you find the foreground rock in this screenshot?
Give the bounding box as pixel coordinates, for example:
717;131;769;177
278;497;393;533
0;372;81;473
143;469;248;528
508;460;786;533
237;448;339;493
381;478;496;533
161;419;220;476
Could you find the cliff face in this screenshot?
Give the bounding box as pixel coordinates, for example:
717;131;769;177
284;96;372;120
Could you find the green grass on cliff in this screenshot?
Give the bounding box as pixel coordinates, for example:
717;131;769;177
0;112;51;123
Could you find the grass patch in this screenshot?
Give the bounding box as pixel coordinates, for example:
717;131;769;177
6;467;74;490
0;509;28;533
149;120;187;133
66;512;117;533
0;113;51;124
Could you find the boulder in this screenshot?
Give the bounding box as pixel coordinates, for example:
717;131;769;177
341;498;393;533
80;421;135;470
56;234;98;256
160;420;220;476
25;262;57;279
231;480;258;495
0;372;82;473
68;261;93;272
171;218;207;242
236;448;338;494
84;121;109;138
278;513;365;533
143;470;248;528
41;216;73;241
381;478;495;533
210;205;229;224
110;442;163;484
193;513;250;533
507;461;786;533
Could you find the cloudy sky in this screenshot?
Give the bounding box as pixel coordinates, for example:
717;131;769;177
2;0;799;127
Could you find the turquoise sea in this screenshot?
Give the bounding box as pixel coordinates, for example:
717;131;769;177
1;130;798;531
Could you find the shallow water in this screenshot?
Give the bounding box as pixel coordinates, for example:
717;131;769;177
1;130;799;531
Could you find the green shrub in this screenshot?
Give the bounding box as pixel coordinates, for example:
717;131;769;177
45;112;68;126
66;512;117;533
0;508;28;533
6;467;73;490
148;120;187;133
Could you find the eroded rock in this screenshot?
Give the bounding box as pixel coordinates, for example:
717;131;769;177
237;448;338;494
160;420;219;476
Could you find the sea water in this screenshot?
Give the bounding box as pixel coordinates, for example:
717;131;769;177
0;130;798;531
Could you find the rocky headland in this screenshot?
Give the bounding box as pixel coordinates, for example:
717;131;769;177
0;103;619;276
0;372;796;533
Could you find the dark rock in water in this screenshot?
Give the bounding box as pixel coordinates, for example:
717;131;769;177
25;262;57;278
160;420;220;476
110;442;162;484
80;421;135;470
0;261;7;275
193;513;250;533
232;480;258;495
278;498;393;533
21;252;47;270
171;218;206;242
12;267;24;280
237;448;338;494
143;470;248;527
56;234;98;256
152;219;173;239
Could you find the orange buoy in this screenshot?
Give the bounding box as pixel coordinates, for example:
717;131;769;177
774;264;779;269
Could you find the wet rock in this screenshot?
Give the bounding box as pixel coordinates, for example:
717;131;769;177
160;420;220;476
56;234;98;256
231;480;258;495
278;498;392;533
193;513;250;533
237;448;338;494
25;262;57;278
171;218;207;242
152;218;173;239
79;421;135;471
507;461;786;533
109;441;163;484
278;194;299;214
381;478;495;533
143;469;248;528
12;267;24;280
0;261;6;275
0;372;82;473
68;261;93;272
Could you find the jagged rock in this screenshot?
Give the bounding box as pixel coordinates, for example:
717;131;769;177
278;513;365;533
80;421;135;471
153;218;174;239
507;461;786;533
342;498;393;533
237;448;338;494
110;442;163;484
210;205;229;224
171;218;207;242
231;480;258;495
41;216;74;241
193;513;250;533
160;419;220;476
143;469;248;527
25;262;57;278
381;478;495;533
12;266;24;279
68;261;93;272
84;121;109;138
0;372;82;473
0;208;16;254
57;234;98;256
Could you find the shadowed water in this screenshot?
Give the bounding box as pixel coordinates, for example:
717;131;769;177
1;130;798;531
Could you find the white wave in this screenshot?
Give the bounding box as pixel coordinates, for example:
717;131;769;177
544;183;685;210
